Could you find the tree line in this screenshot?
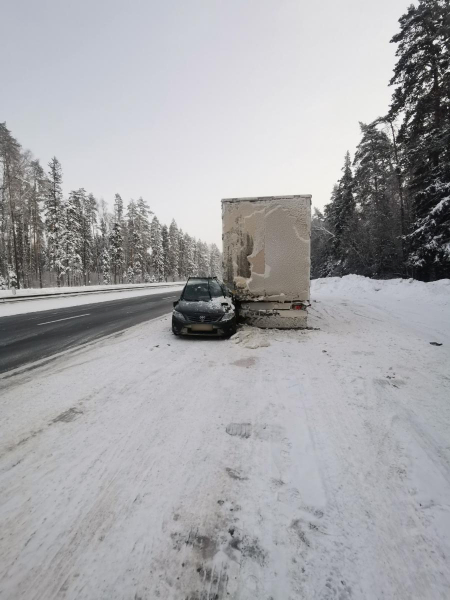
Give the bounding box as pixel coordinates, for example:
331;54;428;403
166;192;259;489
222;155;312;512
312;0;449;282
0;126;222;289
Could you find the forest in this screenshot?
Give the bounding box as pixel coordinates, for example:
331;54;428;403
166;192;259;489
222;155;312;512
0;130;222;289
311;0;449;281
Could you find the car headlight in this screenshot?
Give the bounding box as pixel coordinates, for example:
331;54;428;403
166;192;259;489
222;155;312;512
173;310;186;321
221;311;235;322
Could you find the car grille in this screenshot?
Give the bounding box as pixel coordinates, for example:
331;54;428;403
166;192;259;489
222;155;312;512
187;314;222;324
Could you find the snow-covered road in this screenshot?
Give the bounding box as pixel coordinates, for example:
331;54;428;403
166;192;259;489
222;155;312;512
0;277;449;599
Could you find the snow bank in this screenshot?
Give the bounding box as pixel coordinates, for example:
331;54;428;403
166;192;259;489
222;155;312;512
0;281;185;300
312;274;450;308
0;286;184;317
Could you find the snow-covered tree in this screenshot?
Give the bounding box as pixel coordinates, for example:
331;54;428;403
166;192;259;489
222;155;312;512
100;247;111;284
161;224;170;281
183;233;196;277
28;159;47;288
63;189;83;285
310;208;334;278
150;216;164;281
77;189;94;285
136;197;152;277
114;193;124;224
0;123;22;288
324;152;357;273
0;122;228;289
196;240;210;276
177;228;186;278
45;157;65;286
353;122;402;276
209;243;222;278
7;263;17;290
168;219;180;280
388;0;450;279
126;265;134;283
126;200;139;274
109;222;124;284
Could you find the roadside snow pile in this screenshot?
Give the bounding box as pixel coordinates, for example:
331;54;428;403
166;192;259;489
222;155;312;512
312;274;450;308
231;326;271;348
0;286;184;317
0;281;184;300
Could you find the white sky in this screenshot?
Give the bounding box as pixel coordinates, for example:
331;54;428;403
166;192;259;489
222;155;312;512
1;0;410;246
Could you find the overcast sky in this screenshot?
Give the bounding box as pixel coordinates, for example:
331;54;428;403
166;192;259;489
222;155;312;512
2;0;410;246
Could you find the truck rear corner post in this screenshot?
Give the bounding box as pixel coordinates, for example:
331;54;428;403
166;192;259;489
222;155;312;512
221;195;311;329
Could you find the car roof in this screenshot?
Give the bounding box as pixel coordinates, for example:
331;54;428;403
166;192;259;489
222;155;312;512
187;277;220;281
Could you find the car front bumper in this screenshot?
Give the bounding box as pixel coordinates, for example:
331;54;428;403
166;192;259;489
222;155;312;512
172;314;236;337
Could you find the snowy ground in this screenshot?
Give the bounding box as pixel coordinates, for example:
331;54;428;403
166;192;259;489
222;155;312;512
0;276;449;599
0;284;184;317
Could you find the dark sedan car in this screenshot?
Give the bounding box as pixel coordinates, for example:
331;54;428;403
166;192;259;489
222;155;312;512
172;277;237;337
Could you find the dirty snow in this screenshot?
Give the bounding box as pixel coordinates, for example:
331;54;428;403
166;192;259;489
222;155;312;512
0;285;184;317
0;275;449;599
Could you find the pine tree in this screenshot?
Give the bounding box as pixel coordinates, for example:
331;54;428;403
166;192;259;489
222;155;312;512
209;243;222;277
388;0;450;279
150;216;164;281
8;263;17;290
183;233;196;277
101;247;111;284
109;222;124;284
168;219;180;280
87;193;99;283
161;224;170;281
126;200;138;273
177;228;186;278
63;189;83;285
136;197;152;277
310;208;334;278
126;265;134;283
45;157;65;287
114;193;124;224
77;189;94;285
196;240;209;276
353;122;403;276
0;123;23;287
324;152;357;272
133;227;143;282
113;193;126;282
28;159;47;287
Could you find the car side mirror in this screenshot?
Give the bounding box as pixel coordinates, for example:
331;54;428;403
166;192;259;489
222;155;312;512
173;300;179;308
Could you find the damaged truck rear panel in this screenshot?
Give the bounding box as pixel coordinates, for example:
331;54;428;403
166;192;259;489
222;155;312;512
222;195;311;328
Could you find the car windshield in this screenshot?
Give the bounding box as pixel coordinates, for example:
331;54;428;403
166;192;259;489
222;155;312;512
182;279;223;302
209;279;223;298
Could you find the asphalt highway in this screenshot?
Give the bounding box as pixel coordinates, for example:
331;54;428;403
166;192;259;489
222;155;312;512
0;291;179;374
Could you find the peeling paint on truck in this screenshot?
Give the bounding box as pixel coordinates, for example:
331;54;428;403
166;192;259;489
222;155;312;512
222;195;311;328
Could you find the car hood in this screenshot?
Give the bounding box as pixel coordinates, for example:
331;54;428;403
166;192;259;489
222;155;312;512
177;298;234;316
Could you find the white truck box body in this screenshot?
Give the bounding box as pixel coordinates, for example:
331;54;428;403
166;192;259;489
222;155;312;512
222;195;311;328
